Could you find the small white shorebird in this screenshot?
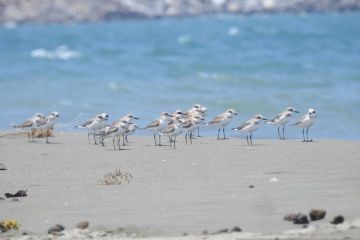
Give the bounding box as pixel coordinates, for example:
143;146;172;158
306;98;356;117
184;104;207;137
183;115;205;144
112;114;139;145
232;114;267;147
98;120;129;150
124;123;140;143
75;113;109;144
143;112;171;146
36;112;60;143
160;119;185;149
197;106;208;137
266;107;299;140
12;113;45;142
294;108;317;142
205;108;238;140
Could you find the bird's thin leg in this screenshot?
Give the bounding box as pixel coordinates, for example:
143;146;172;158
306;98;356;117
190;132;193;145
45;130;49;143
117;136;120;146
282;126;285;140
302;128;305;142
217;128;220;140
246;135;249;146
125;135;129;143
277;127;281;140
93;130;97;145
101;137;105;146
112;138;115;150
27;131;30;142
153;134;157;146
88;132;91;144
159;134;162;146
122;134;126;146
306;128;310;142
185;132;188;144
250;132;253;146
223;127;226;139
197;126;200;137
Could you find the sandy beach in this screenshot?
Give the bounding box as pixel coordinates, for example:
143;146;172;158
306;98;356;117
1;132;360;239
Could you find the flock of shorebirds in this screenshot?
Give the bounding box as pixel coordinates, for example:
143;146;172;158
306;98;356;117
12;104;317;149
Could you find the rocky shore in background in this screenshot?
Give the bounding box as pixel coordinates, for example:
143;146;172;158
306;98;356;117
1;0;360;24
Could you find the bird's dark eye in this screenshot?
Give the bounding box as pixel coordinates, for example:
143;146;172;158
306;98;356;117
312;111;316;114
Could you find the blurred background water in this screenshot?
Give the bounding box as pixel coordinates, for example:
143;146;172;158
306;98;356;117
1;12;359;139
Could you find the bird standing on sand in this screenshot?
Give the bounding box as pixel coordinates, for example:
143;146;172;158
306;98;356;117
143;112;171;146
183;115;205;144
12;113;45;142
112;114;139;145
160;119;185;149
266;107;299;140
36;112;60;143
205;109;238;140
98;120;129;150
294;108;316;142
124;123;140;143
232;114;267;147
75;113;109;144
184;104;207;137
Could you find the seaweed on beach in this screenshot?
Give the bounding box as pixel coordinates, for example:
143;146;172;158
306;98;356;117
32;128;54;138
0;220;20;232
98;169;132;185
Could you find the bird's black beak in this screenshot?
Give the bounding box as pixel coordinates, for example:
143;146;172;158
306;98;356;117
295;110;299;113
134;117;139;120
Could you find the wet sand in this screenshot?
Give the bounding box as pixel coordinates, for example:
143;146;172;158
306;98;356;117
0;132;360;239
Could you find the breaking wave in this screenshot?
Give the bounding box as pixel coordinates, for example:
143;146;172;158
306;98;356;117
30;45;80;60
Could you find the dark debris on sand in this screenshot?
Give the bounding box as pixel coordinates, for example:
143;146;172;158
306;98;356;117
309;209;327;221
4;190;27;198
48;224;65;234
284;213;309;224
76;221;89;229
0;163;6;170
331;215;345;225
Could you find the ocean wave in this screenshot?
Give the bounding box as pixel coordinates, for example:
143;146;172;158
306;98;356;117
30;45;80;60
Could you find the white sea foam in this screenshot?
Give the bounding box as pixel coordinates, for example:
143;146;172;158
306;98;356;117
177;35;191;45
30;45;80;60
228;26;240;36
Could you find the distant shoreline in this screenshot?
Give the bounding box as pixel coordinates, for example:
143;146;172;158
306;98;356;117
1;0;360;24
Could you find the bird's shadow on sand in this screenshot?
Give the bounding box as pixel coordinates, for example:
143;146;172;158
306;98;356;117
104;148;130;151
30;141;62;145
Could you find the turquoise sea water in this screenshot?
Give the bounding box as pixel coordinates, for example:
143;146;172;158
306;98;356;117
1;12;359;139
